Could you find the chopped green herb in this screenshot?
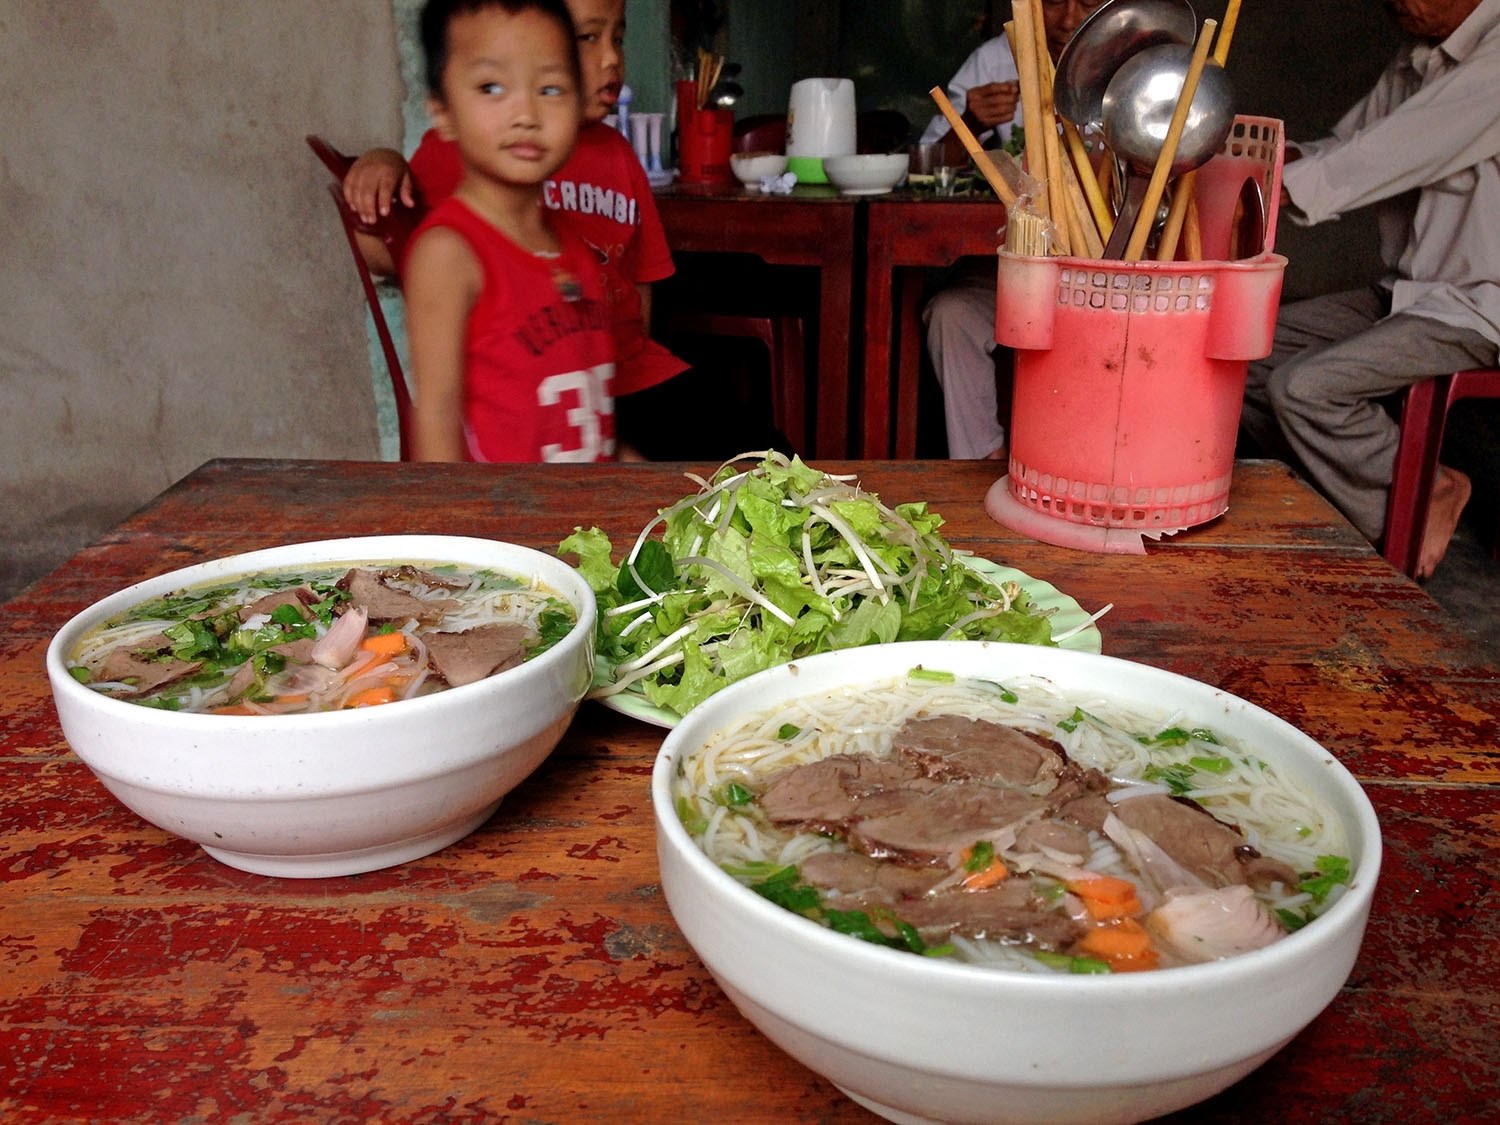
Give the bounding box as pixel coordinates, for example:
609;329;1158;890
1276;908;1311;932
1033;950;1112;974
1138;726;1222;747
1057;707;1087;733
1188;754;1233;774
269;603;309;626
964;840;996;873
675;796;709;836
1069;957;1112;974
533;602;577;654
715;781;754;807
1143;763;1197;795
69;666;91;684
908;666;956;683
1036;879;1067;902
776;723;801;740
744;866;823;914
1299;855;1352;904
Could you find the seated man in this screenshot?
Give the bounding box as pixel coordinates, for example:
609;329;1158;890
1241;0;1499;579
919;0;1102;461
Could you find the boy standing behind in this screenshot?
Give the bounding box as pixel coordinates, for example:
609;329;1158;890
404;0;617;461
346;0;688;405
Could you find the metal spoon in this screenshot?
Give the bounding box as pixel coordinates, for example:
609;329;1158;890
1100;42;1234;258
1054;0;1197;131
710;80;743;109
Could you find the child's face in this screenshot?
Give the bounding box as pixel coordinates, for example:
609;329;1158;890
430;6;581;190
565;0;626;123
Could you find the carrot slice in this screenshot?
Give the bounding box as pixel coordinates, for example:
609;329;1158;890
210;704;259;716
360;632;408;657
345;685;396;708
960;849;1009;890
1067;874;1143;920
1075;918;1160;972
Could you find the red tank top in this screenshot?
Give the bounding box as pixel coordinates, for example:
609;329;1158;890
416;199;618;462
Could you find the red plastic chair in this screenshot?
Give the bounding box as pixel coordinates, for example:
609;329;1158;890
306;135;419;459
732;114;788;154
1383;367;1500;577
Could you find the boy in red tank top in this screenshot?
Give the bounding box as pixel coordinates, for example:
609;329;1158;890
346;0;688;405
403;0;617;462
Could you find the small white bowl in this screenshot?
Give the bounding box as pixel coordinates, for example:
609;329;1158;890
824;153;910;195
653;640;1381;1124
47;535;597;878
730;151;789;186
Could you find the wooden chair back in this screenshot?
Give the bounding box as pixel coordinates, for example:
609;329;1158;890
306;135;419;459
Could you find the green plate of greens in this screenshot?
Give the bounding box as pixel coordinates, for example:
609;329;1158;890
560;453;1105;729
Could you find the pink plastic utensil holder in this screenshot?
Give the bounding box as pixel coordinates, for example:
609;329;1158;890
986;117;1287;554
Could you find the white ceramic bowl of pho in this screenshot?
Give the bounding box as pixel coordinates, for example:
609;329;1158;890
652;639;1380;1125
47;535;596;878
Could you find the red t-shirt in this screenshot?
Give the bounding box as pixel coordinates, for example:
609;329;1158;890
409;124;687;395
412;198;617;463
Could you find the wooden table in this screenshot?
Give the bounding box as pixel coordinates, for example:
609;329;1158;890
862;192;1008;458
2;458;1496;1123
654;182;860;458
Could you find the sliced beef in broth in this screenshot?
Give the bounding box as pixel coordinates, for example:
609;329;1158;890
97;634;202;696
759;753;938;835
893;714;1065;792
425;622;537;687
338;568;454;625
800;851;1083;950
847;783;1050;865
1111;793;1299;890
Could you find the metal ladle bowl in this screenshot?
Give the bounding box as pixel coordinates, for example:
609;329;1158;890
1100;42;1235;257
1054;0;1197;130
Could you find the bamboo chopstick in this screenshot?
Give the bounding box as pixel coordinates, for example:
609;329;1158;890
1009;7;1049;220
1124;18;1217;261
1061;119;1113;244
1061;150;1105;257
1029;0;1072;249
1157;0;1243;260
928;86;1017;206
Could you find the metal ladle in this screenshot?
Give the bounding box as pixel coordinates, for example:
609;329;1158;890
1054;0;1197;131
710;80;743;109
1099;42;1234;258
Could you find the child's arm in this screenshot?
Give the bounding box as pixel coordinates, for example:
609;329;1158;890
343;148;415;224
342;148;416;277
403;227;482;462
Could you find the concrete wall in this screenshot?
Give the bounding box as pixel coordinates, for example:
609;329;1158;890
1;0;404;593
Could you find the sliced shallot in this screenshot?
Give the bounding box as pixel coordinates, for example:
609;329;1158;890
1145;884;1286;963
310;606;369;670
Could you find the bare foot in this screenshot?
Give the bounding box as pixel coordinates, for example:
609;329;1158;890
1416;464;1472;579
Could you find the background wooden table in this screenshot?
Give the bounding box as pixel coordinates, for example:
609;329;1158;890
1;459;1495;1123
862;193;1008;458
654;183;859;458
